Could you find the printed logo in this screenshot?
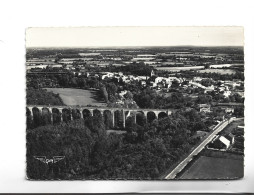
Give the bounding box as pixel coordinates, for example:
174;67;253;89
34;156;65;164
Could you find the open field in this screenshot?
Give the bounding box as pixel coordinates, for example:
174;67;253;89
198;69;236;75
44;88;107;106
179;155;243;179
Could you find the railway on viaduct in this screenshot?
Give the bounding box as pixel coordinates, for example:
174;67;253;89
26;105;174;128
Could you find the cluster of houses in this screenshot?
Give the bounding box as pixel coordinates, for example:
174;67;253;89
89;70;184;90
84;70;243;102
189;76;244;98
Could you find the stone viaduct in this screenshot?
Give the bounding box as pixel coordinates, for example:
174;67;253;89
26;105;174;128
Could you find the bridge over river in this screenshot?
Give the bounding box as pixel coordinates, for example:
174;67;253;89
26;105;174;128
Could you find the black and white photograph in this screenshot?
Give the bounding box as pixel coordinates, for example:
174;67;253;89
25;27;244;180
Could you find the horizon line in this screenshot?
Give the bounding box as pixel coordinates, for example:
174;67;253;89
26;45;244;49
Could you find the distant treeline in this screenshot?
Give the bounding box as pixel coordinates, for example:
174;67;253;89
26;46;244;59
177;70;244;81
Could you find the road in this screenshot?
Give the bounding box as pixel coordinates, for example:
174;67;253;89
164;118;234;179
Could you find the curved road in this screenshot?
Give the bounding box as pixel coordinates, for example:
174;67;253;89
164;118;234;179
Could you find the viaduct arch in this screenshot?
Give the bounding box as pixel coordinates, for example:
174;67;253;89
26;105;173;128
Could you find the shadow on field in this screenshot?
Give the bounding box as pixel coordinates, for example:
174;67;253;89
89;89;106;104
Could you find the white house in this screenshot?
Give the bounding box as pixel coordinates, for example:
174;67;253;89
101;72;114;80
223;90;231;97
193;77;203;82
218;136;231;149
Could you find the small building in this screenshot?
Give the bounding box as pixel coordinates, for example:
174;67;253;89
218;136;231;149
223;90;231;97
193;77;203;82
208;135;231;150
140;80;146;86
198;104;211;113
225;107;234;113
200;107;211;113
157;83;163;89
119;90;128;98
151;70;155;77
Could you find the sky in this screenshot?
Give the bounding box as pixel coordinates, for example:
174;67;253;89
26;27;244;48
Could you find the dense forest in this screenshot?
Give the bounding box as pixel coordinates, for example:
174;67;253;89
27;109;207;180
27;89;64;106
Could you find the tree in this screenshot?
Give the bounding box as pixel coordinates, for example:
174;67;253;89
84;116;106;137
234;107;244;117
204;64;210;69
100;85;109;103
196;95;212;104
171;80;180;88
71;77;78;87
106;83;118;97
124;91;133;100
201;78;213;87
78;78;87;88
